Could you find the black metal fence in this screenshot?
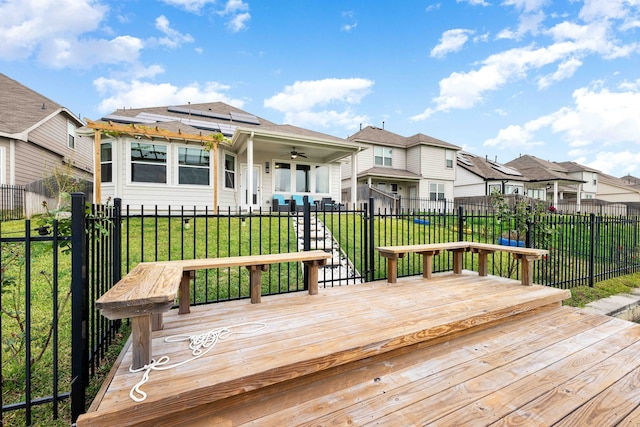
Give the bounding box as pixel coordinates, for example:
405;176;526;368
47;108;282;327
0;184;25;221
2;194;640;425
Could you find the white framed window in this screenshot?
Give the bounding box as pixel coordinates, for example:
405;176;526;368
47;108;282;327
130;142;167;183
223;152;236;189
489;184;501;194
178;147;210;185
390;183;398;194
67;121;76;149
101;142;112;183
274;162;291;192
429;182;445;201
374;146;392;167
315;165;329;194
295;164;311;192
445;150;454;168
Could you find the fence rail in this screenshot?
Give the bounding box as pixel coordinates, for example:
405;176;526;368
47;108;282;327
0;184;25;221
3;195;640;424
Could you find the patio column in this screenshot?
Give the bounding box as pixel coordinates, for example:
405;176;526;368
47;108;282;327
247;132;254;210
351;152;357;204
553;181;558;207
577;183;582;212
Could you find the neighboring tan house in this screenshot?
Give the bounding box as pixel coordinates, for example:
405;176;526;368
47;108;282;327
0;73;93;212
342;126;460;209
505;155;585;206
555;161;599;200
596;172;640;203
86;102;365;211
454;152;528;197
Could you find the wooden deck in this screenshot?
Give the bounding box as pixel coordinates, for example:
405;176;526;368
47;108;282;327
78;271;640;426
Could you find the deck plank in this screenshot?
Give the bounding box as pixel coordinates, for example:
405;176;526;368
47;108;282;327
79;272;640;427
489;333;640;426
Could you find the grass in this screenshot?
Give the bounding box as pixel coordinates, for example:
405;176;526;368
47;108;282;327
562;272;640;308
2;211;640;424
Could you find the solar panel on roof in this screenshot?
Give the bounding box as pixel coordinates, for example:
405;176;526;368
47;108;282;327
230;112;260;125
136;112;177;122
457;152;473;167
488;161;522;176
167;106;231;121
102;114;157;124
217;123;236;136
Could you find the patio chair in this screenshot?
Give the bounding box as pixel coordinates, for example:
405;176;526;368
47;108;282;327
272;194;291;212
291;195;316;211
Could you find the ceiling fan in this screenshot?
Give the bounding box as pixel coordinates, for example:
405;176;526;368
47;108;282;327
290;147;307;159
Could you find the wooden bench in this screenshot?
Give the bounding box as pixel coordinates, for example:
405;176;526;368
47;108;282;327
95;250;331;369
376;242;548;286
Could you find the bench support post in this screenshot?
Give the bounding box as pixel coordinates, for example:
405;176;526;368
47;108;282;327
247;265;269;303
179;271;193;315
379;253;405;283
131;315;152;370
471;248;497;277
514;254;539;286
451;249;468;274
418;250;439;278
304;258;328;295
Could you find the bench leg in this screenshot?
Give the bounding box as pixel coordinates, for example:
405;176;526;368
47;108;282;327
422;255;433;279
179;271;193;315
478;252;489;276
452;250;464;274
304;259;327;295
516;255;536;286
132;315;152;370
247;265;268;303
151;313;163;331
386;256;398;283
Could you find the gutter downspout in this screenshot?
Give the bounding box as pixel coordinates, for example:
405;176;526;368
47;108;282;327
351;152;358;205
246;132;254;211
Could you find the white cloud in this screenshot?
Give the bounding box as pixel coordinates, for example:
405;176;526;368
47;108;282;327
39;35;144;69
483;85;640;162
94;78;245;113
537;57;582;89
502;0;549;13
430;29;474;58
153;15;194;49
586;151;640;176
457;0;490;6
218;0;251;32
426;3;441;12
341;22;358;32
227;12;251;32
160;0;217;13
264;78;374;130
414;16;640;120
0;0;107;60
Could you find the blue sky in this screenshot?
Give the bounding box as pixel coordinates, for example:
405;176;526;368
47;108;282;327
1;0;640;176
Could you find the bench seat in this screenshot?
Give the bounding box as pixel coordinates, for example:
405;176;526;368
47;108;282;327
96;250;331;369
377;242;547;286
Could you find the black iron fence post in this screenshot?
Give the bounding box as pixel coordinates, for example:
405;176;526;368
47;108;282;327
458;206;465;242
526;206;532;248
369;197;375;282
303;196;311;291
113;198;122;283
363;201;369;282
71;192;88;422
589;213;596;288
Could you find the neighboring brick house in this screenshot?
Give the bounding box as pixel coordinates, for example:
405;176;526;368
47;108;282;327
342;126;460;209
0;73;93;209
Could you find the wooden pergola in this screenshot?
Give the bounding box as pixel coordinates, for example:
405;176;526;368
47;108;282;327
86;119;225;210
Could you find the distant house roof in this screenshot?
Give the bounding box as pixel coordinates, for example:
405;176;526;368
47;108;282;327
0;73;83;138
457;152;527;181
620;174;640;187
347;126;460;150
555;161;600;173
505;155;584;184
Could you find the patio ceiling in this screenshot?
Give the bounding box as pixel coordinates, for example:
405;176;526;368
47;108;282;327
231;128;367;163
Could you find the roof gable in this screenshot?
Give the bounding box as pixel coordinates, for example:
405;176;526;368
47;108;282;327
0;73;68;135
347;125;460;150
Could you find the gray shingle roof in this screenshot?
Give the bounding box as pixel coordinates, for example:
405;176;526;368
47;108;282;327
357;167;422;180
505;155;584;183
347;126;460;150
0;73;63;134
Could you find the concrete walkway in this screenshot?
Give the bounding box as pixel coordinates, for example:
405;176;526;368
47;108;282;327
292;215;363;286
581;288;640;321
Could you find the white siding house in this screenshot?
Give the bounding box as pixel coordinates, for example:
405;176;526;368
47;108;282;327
342;126;461;206
87;102;366;212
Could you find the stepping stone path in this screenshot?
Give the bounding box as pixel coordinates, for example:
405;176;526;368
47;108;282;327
292;215;363;286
